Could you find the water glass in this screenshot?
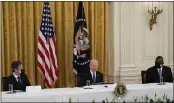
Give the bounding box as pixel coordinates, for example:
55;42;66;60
9;84;13;93
86;80;90;88
160;77;163;84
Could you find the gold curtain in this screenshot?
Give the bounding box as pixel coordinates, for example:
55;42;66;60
1;1;108;88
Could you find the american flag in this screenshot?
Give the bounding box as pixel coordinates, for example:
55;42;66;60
76;43;81;50
76;39;83;50
37;2;58;88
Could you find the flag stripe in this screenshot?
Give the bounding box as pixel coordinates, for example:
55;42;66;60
38;36;50;63
49;37;58;76
37;60;45;75
37;59;52;87
44;40;55;81
38;48;54;82
49;38;57;69
38;42;50;73
45;77;51;88
76;44;80;50
38;49;51;80
38;51;53;86
51;37;58;68
49;57;57;79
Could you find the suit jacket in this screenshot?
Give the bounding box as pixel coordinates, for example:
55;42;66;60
146;65;173;83
4;74;31;91
77;71;104;87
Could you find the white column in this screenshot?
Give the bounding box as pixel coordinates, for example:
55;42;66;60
119;2;139;83
120;3;135;66
108;2;121;83
108;2;139;83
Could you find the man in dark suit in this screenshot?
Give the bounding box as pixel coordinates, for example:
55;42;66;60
78;59;104;86
146;56;173;83
4;61;31;91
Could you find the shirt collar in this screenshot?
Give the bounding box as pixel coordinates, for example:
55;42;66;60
157;66;163;70
157;66;163;73
13;73;19;79
90;69;96;77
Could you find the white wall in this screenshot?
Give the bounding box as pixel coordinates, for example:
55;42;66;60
108;2;173;84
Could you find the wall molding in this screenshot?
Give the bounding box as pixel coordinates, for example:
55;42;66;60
119;64;136;68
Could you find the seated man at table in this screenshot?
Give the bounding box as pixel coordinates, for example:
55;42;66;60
146;56;173;83
4;61;31;91
78;59;104;86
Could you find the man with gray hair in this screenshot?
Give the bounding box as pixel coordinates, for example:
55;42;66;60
77;59;104;86
88;59;104;84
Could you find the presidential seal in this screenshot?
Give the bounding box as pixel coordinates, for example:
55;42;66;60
74;26;90;59
114;83;127;97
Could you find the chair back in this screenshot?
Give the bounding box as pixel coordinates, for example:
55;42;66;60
2;77;8;91
141;70;147;84
77;73;88;87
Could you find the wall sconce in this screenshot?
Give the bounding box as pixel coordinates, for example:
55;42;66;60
148;2;163;31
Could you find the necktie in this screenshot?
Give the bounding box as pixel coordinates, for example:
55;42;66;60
158;68;162;77
92;72;96;83
17;76;22;84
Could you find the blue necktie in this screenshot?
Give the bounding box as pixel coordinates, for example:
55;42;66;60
92;72;96;83
158;68;162;77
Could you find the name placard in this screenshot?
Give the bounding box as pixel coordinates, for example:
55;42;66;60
26;86;42;92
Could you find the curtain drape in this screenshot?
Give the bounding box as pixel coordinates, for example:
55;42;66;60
1;1;108;88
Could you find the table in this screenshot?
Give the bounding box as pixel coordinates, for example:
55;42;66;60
1;83;173;102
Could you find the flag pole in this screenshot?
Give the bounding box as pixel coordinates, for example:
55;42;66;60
74;1;85;87
81;1;84;34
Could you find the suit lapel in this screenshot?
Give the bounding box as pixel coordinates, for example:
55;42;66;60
11;74;18;84
154;66;166;82
88;72;93;82
20;76;24;84
96;72;99;82
162;67;166;77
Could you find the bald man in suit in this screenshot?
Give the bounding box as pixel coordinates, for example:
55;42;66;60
146;56;173;83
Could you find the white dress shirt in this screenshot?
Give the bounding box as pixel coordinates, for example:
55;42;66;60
90;70;96;78
13;73;21;83
157;66;163;76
